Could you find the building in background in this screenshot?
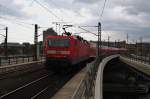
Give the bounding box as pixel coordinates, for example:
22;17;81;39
0;42;35;56
0;42;24;56
22;42;34;56
43;28;57;43
125;42;150;56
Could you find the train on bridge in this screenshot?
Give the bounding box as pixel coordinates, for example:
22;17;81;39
44;33;127;72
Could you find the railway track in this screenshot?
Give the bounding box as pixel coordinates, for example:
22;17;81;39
0;67;51;97
0;75;50;99
103;58;150;99
0;63;85;99
0;64;45;80
0;72;71;99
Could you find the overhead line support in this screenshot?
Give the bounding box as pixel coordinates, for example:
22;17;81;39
34;24;38;61
97;22;101;58
5;27;8;58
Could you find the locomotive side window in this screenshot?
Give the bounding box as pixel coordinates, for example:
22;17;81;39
48;39;70;47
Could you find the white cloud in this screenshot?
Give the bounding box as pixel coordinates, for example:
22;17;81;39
0;0;150;43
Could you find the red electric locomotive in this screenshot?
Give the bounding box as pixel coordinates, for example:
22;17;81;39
44;35;92;71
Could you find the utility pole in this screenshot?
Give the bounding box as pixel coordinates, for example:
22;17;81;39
58;23;60;33
55;23;58;33
5;27;8;58
107;36;110;47
34;24;38;61
126;33;128;44
97;22;101;58
118;39;120;48
126;33;129;49
140;36;143;56
115;40;117;47
136;40;138;60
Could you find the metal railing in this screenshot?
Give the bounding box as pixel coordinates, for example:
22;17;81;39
71;55;120;99
0;55;44;66
122;53;150;65
71;58;101;99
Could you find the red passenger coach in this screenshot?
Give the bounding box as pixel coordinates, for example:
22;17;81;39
101;46;127;56
44;35;91;71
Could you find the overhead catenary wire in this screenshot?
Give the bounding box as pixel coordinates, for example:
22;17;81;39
0;3;37;28
11;22;33;29
33;0;82;33
38;26;52;29
48;0;81;20
0;16;33;29
0;4;12;15
0;36;5;43
33;0;63;22
100;0;107;20
0;28;5;30
13;19;34;26
78;26;98;36
73;0;108;39
48;0;65;19
0;16;33;26
0;16;52;32
0;33;5;37
0;4;33;26
0;24;6;27
29;0;35;6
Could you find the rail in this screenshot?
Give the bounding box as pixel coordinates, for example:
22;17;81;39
0;75;49;99
0;55;44;66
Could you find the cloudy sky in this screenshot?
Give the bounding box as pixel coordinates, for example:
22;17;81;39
0;0;150;43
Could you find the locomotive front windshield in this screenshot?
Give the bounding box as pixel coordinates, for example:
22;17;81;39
48;38;70;47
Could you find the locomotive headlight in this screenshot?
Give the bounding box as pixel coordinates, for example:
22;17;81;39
47;50;56;54
61;51;70;55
